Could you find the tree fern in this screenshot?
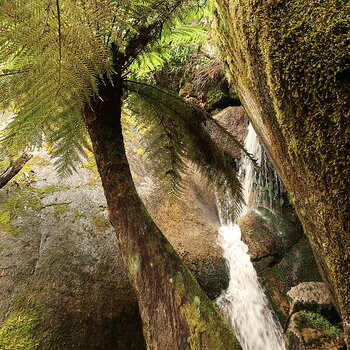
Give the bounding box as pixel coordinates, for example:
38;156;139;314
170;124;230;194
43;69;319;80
0;0;248;217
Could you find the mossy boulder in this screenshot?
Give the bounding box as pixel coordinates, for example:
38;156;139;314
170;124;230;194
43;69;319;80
286;311;345;350
213;0;350;344
287;282;337;320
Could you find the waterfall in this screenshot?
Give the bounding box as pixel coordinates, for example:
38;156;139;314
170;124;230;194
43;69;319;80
239;123;263;214
216;122;285;350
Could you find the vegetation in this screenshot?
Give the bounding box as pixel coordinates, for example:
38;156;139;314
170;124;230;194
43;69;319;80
295;311;342;337
0;311;49;350
0;0;245;348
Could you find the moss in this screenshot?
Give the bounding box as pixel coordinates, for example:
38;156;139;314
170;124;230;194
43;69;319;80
30;156;51;167
295;311;342;337
128;253;140;277
92;215;110;232
82;151;99;175
86;177;100;187
213;0;350;338
174;273;241;349
0;189;42;235
0;311;49;350
179;296;207;348
53;203;70;218
38;184;70;194
0;183;70;234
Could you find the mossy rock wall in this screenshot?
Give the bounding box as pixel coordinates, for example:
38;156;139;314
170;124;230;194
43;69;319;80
0;152;146;350
213;0;350;345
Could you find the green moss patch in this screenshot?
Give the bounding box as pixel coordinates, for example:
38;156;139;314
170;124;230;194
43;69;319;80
0;311;49;350
295;311;342;337
0;184;69;235
92;215;110;232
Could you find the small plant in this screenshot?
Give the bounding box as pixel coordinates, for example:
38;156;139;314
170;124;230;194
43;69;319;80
296;311;342;337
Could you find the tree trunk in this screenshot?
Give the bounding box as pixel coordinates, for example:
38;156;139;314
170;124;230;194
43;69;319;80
82;81;241;350
213;0;350;346
0;153;32;189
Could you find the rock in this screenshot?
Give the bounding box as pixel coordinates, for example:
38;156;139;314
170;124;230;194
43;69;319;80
287;282;335;317
286;311;345;350
238;207;322;325
0;151;145;350
125;121;232;300
0;145;230;348
146;171;229;299
208;106;249;159
213;1;350;343
238;207;302;261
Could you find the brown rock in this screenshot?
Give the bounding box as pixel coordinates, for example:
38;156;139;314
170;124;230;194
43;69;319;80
208;106;249;159
287;282;335;316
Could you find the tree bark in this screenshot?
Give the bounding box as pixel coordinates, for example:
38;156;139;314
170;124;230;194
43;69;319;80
213;0;350;346
82;81;241;350
0;153;32;189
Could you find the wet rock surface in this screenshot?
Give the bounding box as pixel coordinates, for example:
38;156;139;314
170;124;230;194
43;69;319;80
238;207;322;325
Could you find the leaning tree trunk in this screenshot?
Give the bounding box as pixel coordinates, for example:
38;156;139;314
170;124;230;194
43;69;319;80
82;81;240;350
213;0;350;346
0;153;32;189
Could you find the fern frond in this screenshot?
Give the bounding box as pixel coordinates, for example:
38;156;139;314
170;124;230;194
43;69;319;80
0;0;209;175
0;0;115;173
126;80;244;219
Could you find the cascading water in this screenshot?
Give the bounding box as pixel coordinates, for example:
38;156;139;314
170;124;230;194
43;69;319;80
216;122;285;350
239;123;263;214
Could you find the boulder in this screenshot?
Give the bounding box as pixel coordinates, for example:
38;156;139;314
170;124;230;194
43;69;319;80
286;311;345;350
238;207;322;325
213;0;350;343
208;106;248;159
287;282;335;318
238;207;302;261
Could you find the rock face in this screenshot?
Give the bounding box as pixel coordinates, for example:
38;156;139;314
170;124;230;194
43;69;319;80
286;311;344;350
0;152;145;350
126;106;250;300
238;207;322;325
287;282;335;317
0;106;250;348
213;0;350;344
208;106;248;159
0;142;236;348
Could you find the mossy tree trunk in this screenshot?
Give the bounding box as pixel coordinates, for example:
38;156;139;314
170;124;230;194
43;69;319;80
213;0;350;346
82;80;241;350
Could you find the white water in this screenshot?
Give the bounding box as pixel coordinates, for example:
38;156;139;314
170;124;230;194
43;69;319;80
216;123;285;350
239;122;263;214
